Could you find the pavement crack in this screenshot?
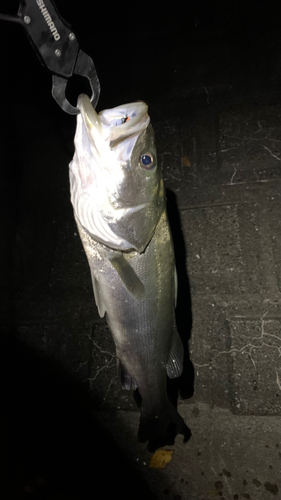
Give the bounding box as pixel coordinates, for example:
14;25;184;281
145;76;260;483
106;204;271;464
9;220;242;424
262;145;281;161
102;377;114;406
194;301;281;391
84;332;116;383
87;357;116;382
276;370;281;391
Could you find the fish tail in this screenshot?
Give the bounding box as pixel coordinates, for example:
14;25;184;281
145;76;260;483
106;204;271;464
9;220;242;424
138;402;191;451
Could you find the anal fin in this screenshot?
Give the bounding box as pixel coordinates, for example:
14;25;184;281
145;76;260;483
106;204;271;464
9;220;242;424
117;358;138;391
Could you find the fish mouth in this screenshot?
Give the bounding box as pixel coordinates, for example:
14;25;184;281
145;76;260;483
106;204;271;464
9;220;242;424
77;94;149;143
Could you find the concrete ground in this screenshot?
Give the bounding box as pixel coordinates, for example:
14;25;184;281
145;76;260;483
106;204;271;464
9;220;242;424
0;1;281;498
95;405;281;500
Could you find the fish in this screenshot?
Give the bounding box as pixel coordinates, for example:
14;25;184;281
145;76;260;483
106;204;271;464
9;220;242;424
69;94;191;449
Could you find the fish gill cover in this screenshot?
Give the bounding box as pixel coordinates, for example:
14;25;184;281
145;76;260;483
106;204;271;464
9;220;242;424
69;94;164;252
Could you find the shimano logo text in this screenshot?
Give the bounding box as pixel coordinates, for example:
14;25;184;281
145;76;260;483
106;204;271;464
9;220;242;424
36;0;60;41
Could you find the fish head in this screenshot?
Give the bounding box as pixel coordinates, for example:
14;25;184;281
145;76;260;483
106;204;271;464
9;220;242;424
69;94;165;252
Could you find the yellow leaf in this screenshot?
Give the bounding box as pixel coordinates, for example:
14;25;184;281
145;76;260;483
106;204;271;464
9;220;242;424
149;449;173;468
182;156;191;167
209;489;218;497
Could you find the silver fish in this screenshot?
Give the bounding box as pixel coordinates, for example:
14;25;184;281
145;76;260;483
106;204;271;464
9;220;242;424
69;94;190;448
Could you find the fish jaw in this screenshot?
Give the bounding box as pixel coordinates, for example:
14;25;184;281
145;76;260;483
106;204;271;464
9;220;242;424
69;95;164;252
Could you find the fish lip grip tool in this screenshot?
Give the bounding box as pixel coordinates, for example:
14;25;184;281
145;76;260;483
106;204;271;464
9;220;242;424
0;0;100;114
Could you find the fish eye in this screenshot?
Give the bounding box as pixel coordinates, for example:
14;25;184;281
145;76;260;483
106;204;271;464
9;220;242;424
140;152;154;170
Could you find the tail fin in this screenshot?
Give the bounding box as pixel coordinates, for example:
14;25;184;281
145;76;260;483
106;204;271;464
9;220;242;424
138;403;191;451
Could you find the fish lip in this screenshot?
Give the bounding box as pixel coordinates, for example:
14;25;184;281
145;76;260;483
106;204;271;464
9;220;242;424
77;93;102;132
77;94;149;141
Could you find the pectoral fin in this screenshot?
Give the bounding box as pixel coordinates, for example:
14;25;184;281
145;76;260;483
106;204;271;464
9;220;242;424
90;271;106;318
166;328;184;379
108;253;145;300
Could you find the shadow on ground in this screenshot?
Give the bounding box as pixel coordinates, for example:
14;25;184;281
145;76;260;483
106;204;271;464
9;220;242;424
0;333;156;500
166;190;194;404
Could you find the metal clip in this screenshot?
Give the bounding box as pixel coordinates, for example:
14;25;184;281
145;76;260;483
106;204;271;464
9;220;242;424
0;0;100;114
